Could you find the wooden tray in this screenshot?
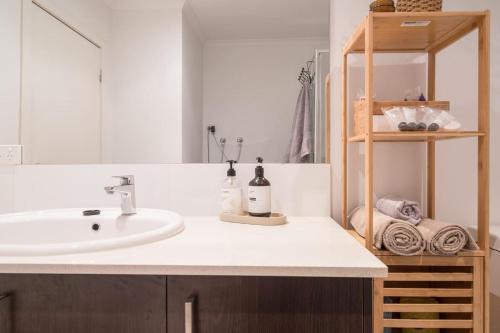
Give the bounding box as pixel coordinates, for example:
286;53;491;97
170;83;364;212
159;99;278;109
219;212;287;226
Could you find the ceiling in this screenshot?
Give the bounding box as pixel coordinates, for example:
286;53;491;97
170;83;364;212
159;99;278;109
101;0;329;40
186;0;329;40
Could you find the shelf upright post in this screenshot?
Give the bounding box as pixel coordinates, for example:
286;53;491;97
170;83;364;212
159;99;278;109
477;12;490;260
478;11;490;333
341;52;348;228
427;52;436;219
364;14;374;251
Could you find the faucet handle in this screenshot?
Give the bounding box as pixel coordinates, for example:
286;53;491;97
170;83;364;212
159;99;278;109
112;175;134;185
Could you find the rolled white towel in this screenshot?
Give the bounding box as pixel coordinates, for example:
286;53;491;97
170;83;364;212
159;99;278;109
417;219;479;255
349;207;425;256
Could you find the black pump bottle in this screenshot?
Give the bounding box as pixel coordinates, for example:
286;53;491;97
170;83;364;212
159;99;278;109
248;157;271;217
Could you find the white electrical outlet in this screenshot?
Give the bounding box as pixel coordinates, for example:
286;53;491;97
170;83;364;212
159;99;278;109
0;145;22;165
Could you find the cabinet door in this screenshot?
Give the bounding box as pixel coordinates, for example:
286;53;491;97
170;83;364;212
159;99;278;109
0;274;166;333
167;276;370;333
0;293;12;333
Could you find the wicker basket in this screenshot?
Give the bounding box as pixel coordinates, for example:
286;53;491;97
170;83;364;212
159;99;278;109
396;0;442;12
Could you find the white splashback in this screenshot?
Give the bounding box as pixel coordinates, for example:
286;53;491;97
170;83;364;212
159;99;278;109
0;164;330;216
0;166;15;213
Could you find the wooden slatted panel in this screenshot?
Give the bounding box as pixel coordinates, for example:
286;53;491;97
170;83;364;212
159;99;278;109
383;288;473;297
383;303;473;313
383;319;473;329
386;272;473;281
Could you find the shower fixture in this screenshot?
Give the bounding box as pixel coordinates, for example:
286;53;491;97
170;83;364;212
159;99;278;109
236;137;243;162
205;125;244;163
206;125;216;163
219;138;227;163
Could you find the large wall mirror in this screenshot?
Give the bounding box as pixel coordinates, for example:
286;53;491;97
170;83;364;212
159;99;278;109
4;0;330;164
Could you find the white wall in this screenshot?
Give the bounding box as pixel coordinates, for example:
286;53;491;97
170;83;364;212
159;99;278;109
203;38;329;163
22;3;103;164
33;0;112;45
434;0;499;225
330;0;499;226
0;0;22;144
35;1;187;164
181;5;204;163
24;0;113;150
0;164;331;217
109;9;183;163
0;0;110;157
2;0;187;164
347;63;427;213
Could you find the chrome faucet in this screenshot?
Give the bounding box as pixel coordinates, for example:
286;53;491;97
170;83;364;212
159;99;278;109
104;175;137;215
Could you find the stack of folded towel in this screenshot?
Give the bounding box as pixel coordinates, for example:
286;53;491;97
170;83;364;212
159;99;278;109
349;196;479;256
376;195;422;225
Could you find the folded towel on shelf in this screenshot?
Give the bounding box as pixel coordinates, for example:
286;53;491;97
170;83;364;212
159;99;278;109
416;218;479;255
376;196;422;225
349;207;425;256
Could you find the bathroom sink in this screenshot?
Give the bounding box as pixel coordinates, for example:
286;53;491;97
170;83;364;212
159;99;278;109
0;208;184;256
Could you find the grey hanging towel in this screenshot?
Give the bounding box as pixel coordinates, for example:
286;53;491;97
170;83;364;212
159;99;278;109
286;82;314;163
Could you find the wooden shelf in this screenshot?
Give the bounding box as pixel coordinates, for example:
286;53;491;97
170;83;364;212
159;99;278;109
354;100;450;116
343;11;486;54
348;131;485;142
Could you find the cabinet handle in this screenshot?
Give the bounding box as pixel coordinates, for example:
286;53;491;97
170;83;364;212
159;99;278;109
185;295;195;333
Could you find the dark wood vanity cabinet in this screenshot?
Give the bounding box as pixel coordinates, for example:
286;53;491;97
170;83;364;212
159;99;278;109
0;274;167;333
167;276;372;333
0;274;372;333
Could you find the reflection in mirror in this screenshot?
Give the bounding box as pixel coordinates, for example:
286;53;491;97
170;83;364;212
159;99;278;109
22;2;102;164
193;0;330;163
9;0;330;164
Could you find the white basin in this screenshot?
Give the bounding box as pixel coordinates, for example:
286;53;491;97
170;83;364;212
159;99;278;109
0;208;184;256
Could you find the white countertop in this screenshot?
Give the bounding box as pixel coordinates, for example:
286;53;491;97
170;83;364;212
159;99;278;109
0;217;387;278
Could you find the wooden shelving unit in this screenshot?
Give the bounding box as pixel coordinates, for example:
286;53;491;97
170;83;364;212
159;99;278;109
341;11;490;333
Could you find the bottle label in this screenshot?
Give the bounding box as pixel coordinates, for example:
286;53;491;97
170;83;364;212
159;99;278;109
222;188;242;214
248;186;271;214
